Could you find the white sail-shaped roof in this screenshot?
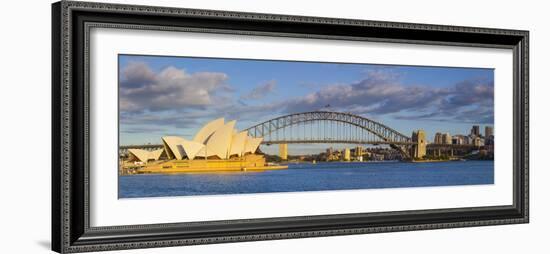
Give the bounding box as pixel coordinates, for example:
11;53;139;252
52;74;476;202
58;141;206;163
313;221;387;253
150;148;164;160
204;120;235;159
229;131;248;157
128;148;164;162
180;139;205;160
140;118;266;161
162;136;185;160
243;136;263;154
162;136;205;160
193;118;224;144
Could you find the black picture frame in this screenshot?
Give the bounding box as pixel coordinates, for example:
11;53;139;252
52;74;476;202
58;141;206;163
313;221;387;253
51;1;529;253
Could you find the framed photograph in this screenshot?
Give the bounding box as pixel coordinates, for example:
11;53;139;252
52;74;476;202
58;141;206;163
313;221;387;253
52;1;529;253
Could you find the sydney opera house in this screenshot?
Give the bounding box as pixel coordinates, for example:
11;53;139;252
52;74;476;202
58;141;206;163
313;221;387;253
122;118;286;174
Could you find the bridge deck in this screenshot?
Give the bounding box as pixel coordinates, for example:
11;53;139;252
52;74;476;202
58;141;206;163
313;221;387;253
119;142;480;150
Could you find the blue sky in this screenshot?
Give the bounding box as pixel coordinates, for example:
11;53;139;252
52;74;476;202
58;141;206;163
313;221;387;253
118;54;494;154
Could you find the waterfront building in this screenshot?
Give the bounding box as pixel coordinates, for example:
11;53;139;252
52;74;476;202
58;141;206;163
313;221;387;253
162;136;204;160
452;135;461;145
354;146;364;157
452;135;459;145
471;125;480;137
370;153;385;161
485;126;494;138
344;148;351;161
122;118;287;174
127;148;164;164
442;133;452;144
193;118;225;143
325;147;334;161
244;136;263;154
468;133;477;143
325;147;342;161
204;120;236;159
434;132;443;144
452;135;468;145
230;131;248;157
473;136;483;146
129;118;264;163
463;136;471;145
485;135;495;145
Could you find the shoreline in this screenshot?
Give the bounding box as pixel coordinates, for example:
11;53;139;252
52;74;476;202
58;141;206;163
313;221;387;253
411;159;458;163
121;159;493;175
282;159;492;164
130;165;288;175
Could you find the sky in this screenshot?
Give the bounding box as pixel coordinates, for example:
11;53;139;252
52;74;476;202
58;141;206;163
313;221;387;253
118;54;494;154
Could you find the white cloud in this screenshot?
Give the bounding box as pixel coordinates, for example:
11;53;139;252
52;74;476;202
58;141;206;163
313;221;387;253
120;62;229;112
283;69;494;123
241;80;277;100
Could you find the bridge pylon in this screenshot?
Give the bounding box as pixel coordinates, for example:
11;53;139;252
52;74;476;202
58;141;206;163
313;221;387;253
410;130;427;159
279;143;288;160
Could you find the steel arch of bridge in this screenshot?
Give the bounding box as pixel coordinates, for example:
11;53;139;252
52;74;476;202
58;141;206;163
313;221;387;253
243;111;413;146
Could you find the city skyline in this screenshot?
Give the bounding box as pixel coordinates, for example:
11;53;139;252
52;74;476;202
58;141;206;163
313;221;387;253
119;54;494;154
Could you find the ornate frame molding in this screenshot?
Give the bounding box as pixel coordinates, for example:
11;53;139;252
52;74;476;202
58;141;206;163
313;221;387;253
52;1;529;253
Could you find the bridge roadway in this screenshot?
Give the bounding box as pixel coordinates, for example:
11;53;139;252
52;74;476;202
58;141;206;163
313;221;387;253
262;140;414;145
118;142;480;154
120;144;164;150
118;140;415;153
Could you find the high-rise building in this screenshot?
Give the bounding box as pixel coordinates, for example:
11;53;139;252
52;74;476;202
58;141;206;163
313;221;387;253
442;132;452;144
434;132;443;144
471;125;480;137
485;135;495;145
452;135;467;145
473;136;483;146
344;148;351;161
452;136;459;145
463;135;470;145
354;146;364;157
485;126;494;138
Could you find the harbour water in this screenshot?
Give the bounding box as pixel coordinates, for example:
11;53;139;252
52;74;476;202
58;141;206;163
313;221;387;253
118;160;493;198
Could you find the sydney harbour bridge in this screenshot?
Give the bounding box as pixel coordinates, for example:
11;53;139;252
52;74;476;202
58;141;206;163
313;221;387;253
120;111;478;160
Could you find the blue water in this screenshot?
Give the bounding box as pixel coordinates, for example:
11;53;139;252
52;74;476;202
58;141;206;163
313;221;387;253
118;160;493;198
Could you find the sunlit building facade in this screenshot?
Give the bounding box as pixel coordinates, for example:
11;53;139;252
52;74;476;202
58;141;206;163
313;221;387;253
127;148;165;163
129;118;263;163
